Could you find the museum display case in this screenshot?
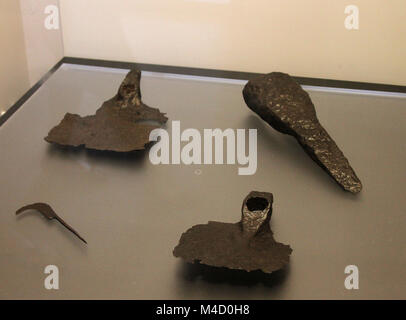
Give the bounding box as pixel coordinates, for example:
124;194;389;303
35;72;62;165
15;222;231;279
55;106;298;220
0;0;405;303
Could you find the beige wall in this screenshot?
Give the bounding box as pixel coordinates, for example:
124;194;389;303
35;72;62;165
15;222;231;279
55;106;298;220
1;0;405;116
0;0;63;115
20;0;64;86
0;0;30;115
60;0;406;85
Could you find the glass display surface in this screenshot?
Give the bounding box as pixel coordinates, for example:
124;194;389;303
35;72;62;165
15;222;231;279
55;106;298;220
0;64;405;299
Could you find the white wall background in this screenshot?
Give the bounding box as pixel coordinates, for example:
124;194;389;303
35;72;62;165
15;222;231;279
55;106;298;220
0;0;30;114
20;0;64;85
1;0;405;115
0;0;63;114
59;0;406;85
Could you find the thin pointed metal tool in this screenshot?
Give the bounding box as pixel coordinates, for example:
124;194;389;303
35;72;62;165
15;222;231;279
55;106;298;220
16;203;87;244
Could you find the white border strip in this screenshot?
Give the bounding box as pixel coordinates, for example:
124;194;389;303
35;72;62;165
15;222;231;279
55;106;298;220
302;85;406;98
62;63;406;98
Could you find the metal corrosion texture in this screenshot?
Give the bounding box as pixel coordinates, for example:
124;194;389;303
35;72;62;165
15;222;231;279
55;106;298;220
243;72;362;193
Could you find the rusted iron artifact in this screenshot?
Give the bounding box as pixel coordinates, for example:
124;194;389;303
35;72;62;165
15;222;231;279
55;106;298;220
16;203;87;244
173;191;292;273
243;72;362;193
45;70;168;152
